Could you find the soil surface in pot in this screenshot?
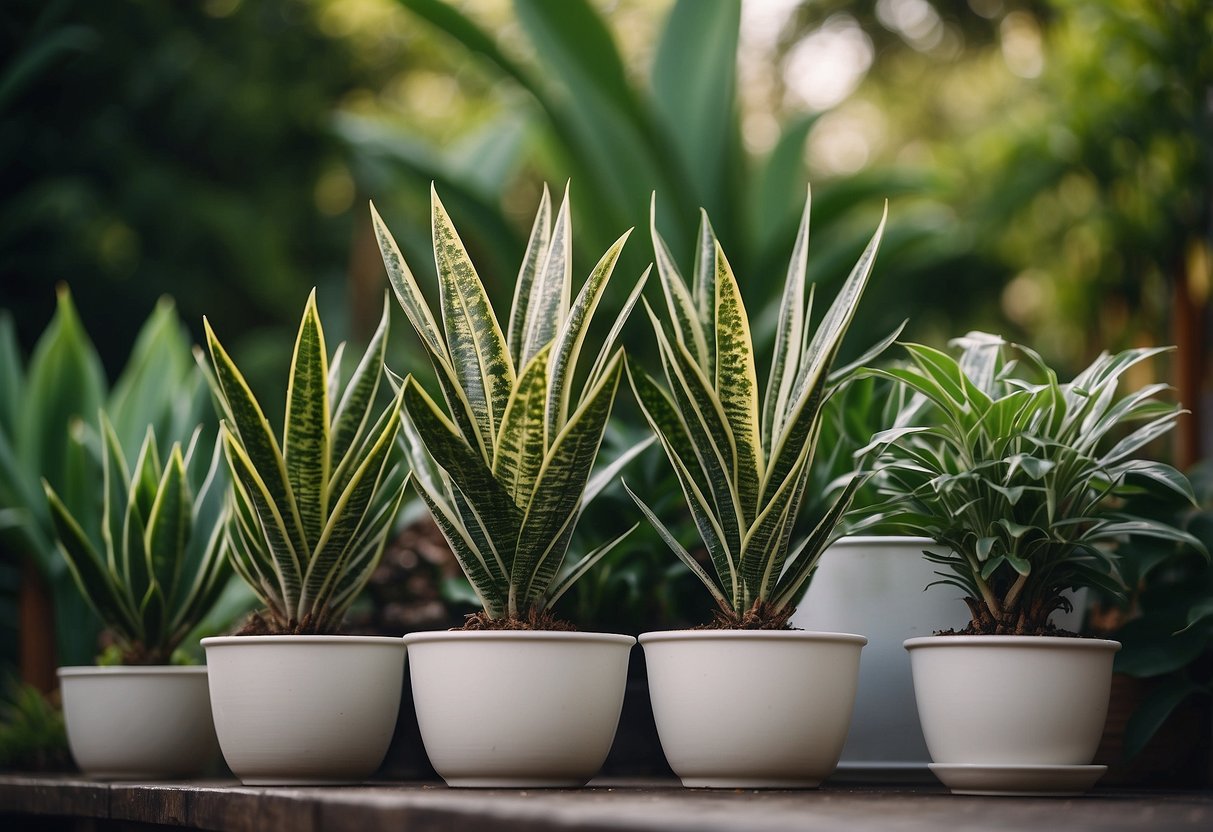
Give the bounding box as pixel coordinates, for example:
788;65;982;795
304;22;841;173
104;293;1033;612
458;609;576;630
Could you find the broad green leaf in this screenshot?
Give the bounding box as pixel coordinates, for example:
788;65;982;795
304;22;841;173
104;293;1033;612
432;186;515;454
493;344;551;507
283;291;331;548
1122;677;1203;760
507;184;552;367
546;229;630;434
0;312;23;439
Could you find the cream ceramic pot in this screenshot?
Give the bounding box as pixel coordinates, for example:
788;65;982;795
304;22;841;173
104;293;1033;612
905;635;1120;765
58;665;219;779
202;635;406;785
640;630;866;788
403;630;634;787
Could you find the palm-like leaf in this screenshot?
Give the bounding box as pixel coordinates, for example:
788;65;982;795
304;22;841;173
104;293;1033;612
202;291;407;634
631;187;891;627
863;334;1207;634
43;416;231;664
375;185;647;622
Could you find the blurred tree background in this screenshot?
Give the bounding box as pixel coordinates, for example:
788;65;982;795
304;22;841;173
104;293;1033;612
1;0;1210;656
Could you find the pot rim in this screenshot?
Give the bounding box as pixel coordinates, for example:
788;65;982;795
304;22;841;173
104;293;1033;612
904;635;1120;652
402;629;635;646
201;635;406;648
57;665;209;677
831;534;938;546
639;629;867;646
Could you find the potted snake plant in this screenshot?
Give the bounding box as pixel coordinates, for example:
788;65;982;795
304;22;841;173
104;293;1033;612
372;184;650;787
627;187;895;788
199;291;410;785
864;332;1206;795
45;416;230;778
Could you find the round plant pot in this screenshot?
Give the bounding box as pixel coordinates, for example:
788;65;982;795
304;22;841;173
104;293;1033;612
58;665;219;779
402;630;635;787
201;635;406;785
905;635;1120;795
640;630;867;788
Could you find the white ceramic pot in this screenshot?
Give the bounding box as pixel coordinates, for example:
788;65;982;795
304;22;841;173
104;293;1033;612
402;630;634;787
640;630;866;788
58;665;219;779
202;635;406;785
905;635;1120;795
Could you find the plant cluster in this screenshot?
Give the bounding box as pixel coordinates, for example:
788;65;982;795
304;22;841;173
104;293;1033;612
626;189;897;629
202;292;408;635
372;185;650;627
864;333;1206;635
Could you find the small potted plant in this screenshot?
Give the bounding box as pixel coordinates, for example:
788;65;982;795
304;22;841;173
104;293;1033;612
200;291;410;785
45;416;230;778
628;188;893;788
371;184;649;787
865;332;1206;795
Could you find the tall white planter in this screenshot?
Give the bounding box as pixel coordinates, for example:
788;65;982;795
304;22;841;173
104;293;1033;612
202;636;406;785
641;630;866;788
403;630;634;787
905;635;1119;795
58;666;219;779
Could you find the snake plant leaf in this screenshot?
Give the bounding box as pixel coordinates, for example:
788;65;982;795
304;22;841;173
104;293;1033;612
761;186;810;456
546;228;631;436
711;241;762;519
121;430;162;608
650;194;708;367
583;433;657;507
625;359;697;477
742;446;810;597
521;183;572;367
411;474;502;617
143;444;190;605
585;265;651;394
330;297;389;473
494;344;552;506
204;318;308;559
371;201;448;363
772;473;864;610
508;183;552;367
432;185;516;456
99;416;130;577
546;521;641;609
623;482;727;606
326;469;411;613
514;351;624;610
44;480;138;636
692;209;719;372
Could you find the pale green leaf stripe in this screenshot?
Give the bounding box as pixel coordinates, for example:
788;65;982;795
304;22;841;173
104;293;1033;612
650;195;708;367
585;265;650;395
546;229;631;436
284;291;331;549
546;522;640;610
625;482;727;606
370;201;448;363
412;474;503;618
221;426;302;609
432;186;515;456
507;183;552;367
203;319;308;558
514;352;623;611
761;187;810;456
711;241;763;518
44;481;141;636
493;344;552;506
521;183;571;366
629;369;737;603
302;404;400;613
692;208;718;372
401;376;521;546
143;445;191;606
330;297;389;467
326;341;346;410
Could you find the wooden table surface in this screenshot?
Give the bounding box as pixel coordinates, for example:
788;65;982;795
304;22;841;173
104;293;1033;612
3;774;1212;832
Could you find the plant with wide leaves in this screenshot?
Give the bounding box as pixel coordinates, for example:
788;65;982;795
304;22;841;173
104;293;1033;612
202;291;408;635
862;332;1208;635
627;187;897;629
372;184;650;627
43;417;231;665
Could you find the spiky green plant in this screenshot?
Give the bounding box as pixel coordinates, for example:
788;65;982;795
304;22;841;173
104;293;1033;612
372;184;651;626
42;417;230;665
627;188;896;629
862;332;1207;635
202;291;408;635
